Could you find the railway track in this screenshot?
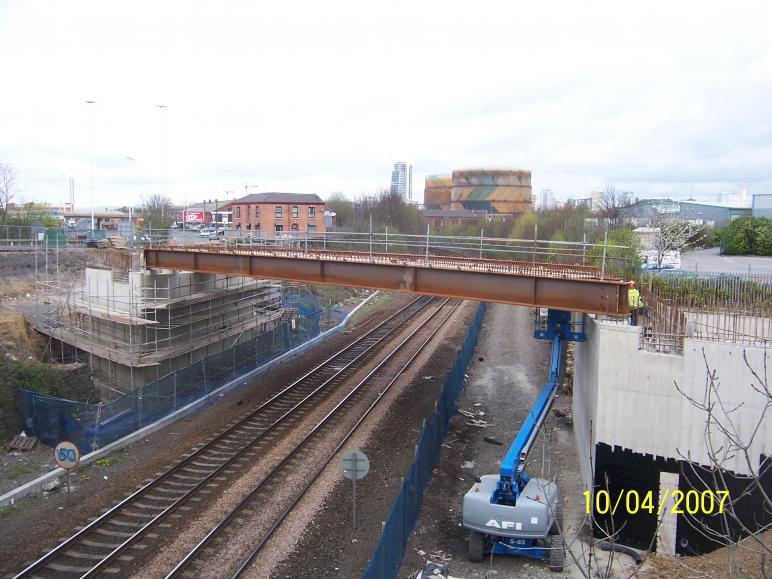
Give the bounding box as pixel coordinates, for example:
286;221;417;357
166;297;462;578
13;296;436;579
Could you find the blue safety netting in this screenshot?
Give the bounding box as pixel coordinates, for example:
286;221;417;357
362;302;487;579
18;294;344;454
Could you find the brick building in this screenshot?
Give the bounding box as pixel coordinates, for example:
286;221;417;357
230;192;325;235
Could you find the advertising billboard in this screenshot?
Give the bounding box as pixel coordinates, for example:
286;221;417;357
183;210;205;223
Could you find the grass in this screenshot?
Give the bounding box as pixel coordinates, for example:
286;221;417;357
6;462;35;480
347;292;390;327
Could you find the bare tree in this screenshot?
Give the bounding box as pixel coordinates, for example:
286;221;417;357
650;210;704;268
139;193;177;232
352;189;423;234
324;192;354;229
0;161;19;224
672;350;771;576
597;186;631;229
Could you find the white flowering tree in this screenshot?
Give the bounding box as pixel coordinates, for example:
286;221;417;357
650;210;704;268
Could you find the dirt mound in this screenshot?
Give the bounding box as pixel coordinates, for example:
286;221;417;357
0;249;90;281
642;531;771;578
0;314;45;360
0;278;34;298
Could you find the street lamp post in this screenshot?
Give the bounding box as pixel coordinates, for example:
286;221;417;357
158;105;167;197
86;100;96;232
126;156;136;247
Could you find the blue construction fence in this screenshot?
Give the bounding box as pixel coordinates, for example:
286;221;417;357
18;293;344;454
362;301;488;579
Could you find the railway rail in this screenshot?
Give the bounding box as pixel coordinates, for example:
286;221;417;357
167;298;462;578
13;296;436;579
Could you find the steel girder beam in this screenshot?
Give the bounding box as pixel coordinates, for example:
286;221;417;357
143;248;628;315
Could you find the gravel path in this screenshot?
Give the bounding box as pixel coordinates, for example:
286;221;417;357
399;304;591;578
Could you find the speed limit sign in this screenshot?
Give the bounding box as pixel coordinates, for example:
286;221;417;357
53;441;80;470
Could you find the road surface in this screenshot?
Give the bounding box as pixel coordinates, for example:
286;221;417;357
680;247;772;275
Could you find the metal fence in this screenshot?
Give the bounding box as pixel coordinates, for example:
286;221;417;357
18;294;343;454
0;225;67;248
362;301;487;579
143;228;631;275
0;222;632;277
638;270;772;353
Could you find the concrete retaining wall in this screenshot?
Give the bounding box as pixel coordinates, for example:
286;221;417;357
574;315;770;485
573;314;771;552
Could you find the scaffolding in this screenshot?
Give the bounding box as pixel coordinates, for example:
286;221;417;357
28;248;289;399
17;247;345;450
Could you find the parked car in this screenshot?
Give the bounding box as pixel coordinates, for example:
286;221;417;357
200;227;216;237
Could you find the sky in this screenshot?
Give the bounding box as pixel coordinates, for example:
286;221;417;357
1;0;771;209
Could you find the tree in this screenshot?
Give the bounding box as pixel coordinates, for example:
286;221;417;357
588;227;641;278
671;350;771;575
650;211;704;268
0;161;19;224
720;217;772;256
597;186;632;230
351;189;424;234
324;193;354;230
510;212;539;240
13;202;61;227
139;194;177;232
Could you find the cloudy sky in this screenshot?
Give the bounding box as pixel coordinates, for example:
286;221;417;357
1;0;771;209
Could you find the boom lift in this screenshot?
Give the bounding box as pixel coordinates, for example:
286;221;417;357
462;309;584;572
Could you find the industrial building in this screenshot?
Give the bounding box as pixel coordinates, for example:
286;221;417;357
752;193;772;219
421;208;488;229
423;174;452;209
422;168;532;224
623;199;751;227
679;201;751;226
449;169;531;214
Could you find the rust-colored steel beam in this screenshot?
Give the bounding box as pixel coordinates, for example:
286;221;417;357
143;247;629;315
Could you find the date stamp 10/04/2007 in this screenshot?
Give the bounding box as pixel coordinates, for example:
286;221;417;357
583;489;730;517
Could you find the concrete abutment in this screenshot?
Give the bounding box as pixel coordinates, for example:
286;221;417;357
573;315;771;554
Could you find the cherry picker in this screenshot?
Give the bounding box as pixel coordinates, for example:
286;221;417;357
462;309;583;572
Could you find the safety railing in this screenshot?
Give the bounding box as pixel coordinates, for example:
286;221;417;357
143;228;631;277
635;270;772;353
5;223;632;279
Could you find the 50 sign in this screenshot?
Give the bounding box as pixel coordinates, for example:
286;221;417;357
53;441;80;470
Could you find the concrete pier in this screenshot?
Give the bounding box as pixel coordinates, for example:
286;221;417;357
29;266;285;398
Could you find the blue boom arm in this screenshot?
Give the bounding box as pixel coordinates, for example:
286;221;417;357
496;336;563;501
496;310;577;504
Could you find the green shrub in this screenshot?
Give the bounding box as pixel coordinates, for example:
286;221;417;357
0;357;96;442
587;228;641;278
721;217;772;256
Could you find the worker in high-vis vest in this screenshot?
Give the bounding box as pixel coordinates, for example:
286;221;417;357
628;280;644;326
